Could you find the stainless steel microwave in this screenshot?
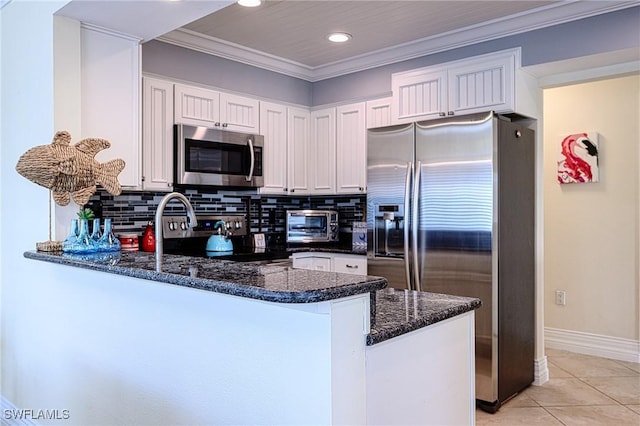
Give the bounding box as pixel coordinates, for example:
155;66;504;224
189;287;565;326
175;124;264;188
286;210;339;243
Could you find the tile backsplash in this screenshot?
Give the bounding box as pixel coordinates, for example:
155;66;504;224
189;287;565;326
86;189;365;240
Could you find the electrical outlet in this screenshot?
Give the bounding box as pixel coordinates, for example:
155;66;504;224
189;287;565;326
555;290;567;306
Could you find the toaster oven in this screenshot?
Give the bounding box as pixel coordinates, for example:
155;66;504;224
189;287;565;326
286;210;339;243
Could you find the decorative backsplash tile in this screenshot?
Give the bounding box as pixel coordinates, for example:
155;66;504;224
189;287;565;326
87;189;365;239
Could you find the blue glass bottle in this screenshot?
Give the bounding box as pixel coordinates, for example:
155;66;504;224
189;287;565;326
62;219;79;253
97;218;121;252
72;218;98;254
91;218;102;242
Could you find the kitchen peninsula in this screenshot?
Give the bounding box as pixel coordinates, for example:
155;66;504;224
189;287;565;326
25;250;480;425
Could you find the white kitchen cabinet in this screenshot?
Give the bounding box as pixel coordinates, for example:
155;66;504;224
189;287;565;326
292;254;333;272
293;252;367;276
336;102;367;194
392;49;517;122
366;97;394;129
219;92;260;133
174;84;259;133
287;107;311;195
309;108;336;194
333;254;368;275
141;77;174;191
81;26;141;188
259;101;289;195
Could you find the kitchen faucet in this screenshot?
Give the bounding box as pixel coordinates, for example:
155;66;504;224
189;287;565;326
154;192;198;271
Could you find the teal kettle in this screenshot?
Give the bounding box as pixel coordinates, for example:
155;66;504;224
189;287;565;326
206;220;233;253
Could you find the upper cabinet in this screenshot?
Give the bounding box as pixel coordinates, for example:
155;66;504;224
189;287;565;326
142;77;174;192
392;49;520;122
259;101;289;195
81;26;141;188
309;108;337;194
174;84;259;133
336;102;366;194
287;107;311;195
366;97;394;129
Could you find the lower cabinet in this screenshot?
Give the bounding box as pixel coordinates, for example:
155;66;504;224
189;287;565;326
292;252;367;275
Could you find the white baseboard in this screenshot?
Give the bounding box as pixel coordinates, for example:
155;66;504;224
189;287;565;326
1;396;38;426
533;355;549;386
545;327;640;363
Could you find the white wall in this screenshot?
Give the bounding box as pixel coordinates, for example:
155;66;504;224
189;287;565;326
543;75;639;344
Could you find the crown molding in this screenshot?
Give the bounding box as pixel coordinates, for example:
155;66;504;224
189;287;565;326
157;1;640;82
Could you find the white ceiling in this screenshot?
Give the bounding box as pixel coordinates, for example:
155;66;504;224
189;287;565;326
182;1;557;68
158;0;639;81
57;0;639;82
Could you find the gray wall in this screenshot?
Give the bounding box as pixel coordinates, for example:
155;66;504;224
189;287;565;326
142;40;313;106
142;6;639;107
312;6;640;105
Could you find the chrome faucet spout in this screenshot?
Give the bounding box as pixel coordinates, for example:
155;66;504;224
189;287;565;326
154;192;198;271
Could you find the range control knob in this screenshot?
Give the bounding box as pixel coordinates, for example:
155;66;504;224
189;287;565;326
180;221;187;230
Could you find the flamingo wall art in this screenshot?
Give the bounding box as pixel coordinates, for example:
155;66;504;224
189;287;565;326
557;132;599;184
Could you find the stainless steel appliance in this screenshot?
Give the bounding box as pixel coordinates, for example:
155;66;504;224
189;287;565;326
286;210;339;243
175;124;264;188
367;112;535;412
161;213;291;263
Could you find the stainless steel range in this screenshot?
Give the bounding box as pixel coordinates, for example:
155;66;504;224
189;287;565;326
161;213;290;263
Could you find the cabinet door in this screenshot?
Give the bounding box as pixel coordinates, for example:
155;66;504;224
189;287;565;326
336;102;366;194
366;97;393;129
448;52;515;115
392;69;447;122
142;77;174;191
333;255;367;275
174;84;220;127
309;108;336;194
220;92;259;133
81;26;140;188
287;107;310;195
259;102;289;195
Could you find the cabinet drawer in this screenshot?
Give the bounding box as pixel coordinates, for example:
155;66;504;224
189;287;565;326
293;256;332;271
333;256;367;275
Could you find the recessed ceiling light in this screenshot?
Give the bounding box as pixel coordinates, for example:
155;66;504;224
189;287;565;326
238;0;261;7
327;32;352;43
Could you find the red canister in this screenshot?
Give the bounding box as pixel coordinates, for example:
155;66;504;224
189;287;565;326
141;222;156;252
117;233;139;251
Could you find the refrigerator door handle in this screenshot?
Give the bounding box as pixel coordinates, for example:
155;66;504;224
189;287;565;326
403;161;413;291
412;161;422;292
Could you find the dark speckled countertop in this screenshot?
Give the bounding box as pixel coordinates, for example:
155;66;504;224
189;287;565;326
24;250;480;345
24;250;386;304
367;288;481;345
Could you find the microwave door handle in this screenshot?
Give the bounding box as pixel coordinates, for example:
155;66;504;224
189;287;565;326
246;137;255;182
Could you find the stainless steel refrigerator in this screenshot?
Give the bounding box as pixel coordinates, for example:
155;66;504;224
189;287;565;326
367;112;535;412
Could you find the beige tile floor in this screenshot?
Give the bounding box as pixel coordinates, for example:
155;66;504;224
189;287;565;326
476;348;640;425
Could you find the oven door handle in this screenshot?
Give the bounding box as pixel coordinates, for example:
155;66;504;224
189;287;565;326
246;136;255;182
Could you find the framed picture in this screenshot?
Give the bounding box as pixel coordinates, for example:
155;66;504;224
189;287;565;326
557;132;599;184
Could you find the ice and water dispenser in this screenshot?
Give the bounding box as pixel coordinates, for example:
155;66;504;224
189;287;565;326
373;204;405;258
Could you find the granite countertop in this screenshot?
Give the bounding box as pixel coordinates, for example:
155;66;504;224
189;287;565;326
367;288;482;345
24;250;480;345
24;250;386;304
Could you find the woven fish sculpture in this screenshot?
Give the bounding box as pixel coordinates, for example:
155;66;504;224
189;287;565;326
16;131;125;206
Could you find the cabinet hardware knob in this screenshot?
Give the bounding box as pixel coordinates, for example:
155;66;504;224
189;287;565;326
214;122;221;127
222;123;228;128
447;111;455;116
439;112;446;117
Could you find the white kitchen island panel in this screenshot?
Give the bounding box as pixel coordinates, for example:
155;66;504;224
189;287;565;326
366;310;476;426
